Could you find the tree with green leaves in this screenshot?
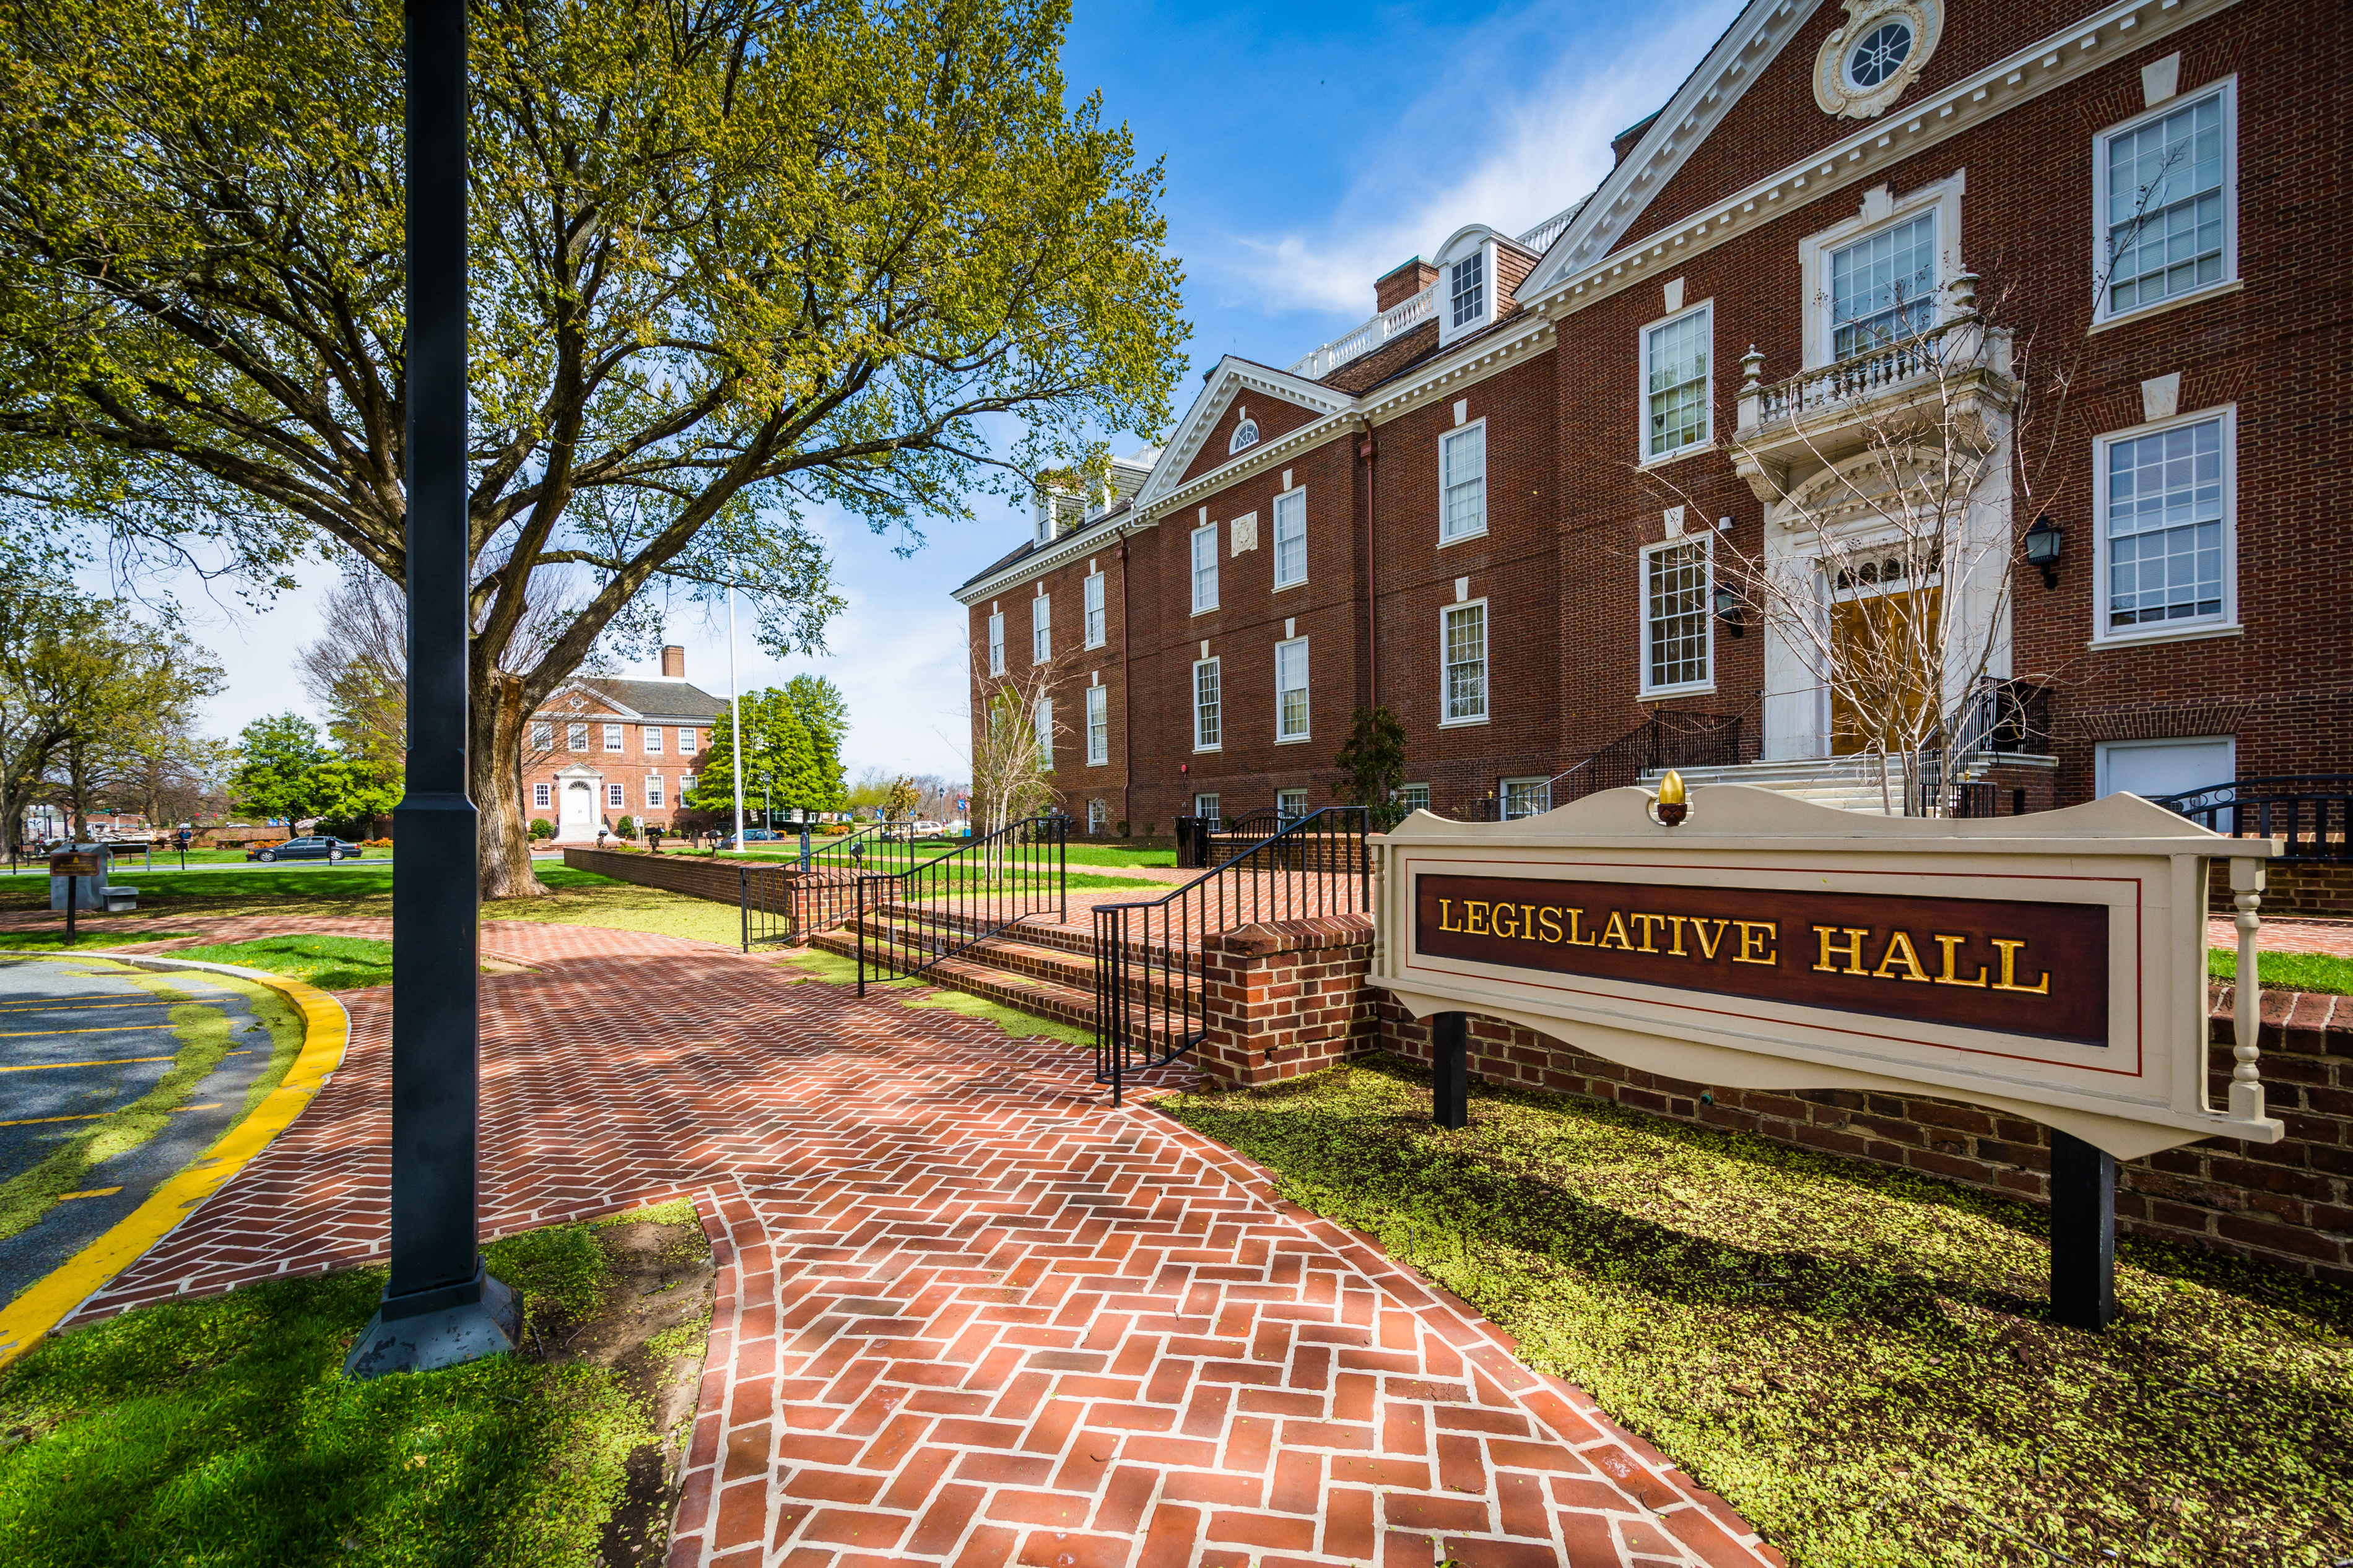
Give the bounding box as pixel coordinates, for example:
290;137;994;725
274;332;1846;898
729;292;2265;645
1334;707;1410;830
228;714;331;822
0;0;1187;896
785;675;850;813
684;687;823;823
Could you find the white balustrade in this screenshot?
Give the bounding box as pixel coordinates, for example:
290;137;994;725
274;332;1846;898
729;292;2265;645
1286;282;1438;379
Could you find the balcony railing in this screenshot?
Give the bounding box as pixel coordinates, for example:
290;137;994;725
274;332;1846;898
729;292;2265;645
1288;285;1438;380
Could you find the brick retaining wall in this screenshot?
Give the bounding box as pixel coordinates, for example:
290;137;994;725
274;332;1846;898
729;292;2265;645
562;846;758;904
1187;917;2351;1285
2208;858;2353;917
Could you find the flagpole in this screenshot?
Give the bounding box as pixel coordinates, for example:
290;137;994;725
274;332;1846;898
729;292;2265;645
728;581;746;850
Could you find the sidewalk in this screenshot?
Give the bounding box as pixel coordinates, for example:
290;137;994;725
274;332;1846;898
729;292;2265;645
72;920;1778;1568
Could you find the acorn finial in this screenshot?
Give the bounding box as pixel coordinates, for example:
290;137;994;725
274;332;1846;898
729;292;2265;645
1658;769;1687;806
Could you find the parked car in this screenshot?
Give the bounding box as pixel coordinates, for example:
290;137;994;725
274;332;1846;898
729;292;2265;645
910;819;945;837
247;836;365;863
715;829;781;849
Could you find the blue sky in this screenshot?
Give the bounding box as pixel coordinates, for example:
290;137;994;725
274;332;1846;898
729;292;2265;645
134;0;1744;782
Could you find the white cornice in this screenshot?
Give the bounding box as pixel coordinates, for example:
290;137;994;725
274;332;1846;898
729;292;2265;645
1360;311;1556;425
1527;0;2240;317
950;513;1155;607
1132;357;1359;514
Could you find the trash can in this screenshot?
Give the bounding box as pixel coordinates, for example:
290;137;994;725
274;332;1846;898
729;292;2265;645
1173;815;1208;870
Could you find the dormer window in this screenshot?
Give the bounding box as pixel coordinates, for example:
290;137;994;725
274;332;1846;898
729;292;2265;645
1450;252;1485;327
1228;417;1259;455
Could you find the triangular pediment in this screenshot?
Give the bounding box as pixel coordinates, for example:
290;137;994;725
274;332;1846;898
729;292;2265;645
1134;358;1355;510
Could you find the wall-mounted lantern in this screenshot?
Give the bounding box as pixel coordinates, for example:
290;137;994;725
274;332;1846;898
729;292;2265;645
2024;514;2063;588
1711;583;1746;636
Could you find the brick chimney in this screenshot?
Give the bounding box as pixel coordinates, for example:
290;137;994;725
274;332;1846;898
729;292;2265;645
660;644;685;678
1375;258;1441;314
1611;109;1661;168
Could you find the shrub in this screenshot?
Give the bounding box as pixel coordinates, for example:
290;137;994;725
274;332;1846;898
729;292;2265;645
615;816;639;840
1116;820;1129;838
528;818;555;840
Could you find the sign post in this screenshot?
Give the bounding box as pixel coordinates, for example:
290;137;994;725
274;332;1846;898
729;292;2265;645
48;851;101;946
1373;783;2281;1328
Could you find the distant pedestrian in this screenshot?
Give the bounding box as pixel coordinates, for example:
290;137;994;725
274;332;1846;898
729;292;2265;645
647;825;664;854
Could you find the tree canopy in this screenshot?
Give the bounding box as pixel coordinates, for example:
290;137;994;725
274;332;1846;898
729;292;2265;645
685;677;849;820
0;0;1188;891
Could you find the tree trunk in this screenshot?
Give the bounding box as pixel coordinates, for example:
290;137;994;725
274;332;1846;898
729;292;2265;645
472;668;549;900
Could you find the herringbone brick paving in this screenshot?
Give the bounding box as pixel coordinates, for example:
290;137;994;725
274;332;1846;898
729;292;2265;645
67;919;1779;1567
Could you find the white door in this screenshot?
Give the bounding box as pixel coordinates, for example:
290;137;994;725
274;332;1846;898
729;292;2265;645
2095;737;2236;803
562;781;594;829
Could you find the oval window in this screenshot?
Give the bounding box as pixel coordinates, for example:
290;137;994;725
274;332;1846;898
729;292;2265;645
1846;20;1913;89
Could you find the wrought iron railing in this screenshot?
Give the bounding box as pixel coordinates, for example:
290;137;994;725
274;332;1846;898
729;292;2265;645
1092;806;1372;1106
739;862;804;953
1445;712;1745;822
1944;677;2053;758
2151;777;2353;862
855;816;1068;992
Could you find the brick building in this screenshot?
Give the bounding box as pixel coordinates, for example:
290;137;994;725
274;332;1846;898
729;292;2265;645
521;644;726;841
956;0;2347;834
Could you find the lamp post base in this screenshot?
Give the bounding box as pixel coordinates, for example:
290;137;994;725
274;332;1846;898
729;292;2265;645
344;1260;520;1379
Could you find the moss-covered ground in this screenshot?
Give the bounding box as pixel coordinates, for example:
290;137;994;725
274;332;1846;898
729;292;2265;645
1155;1055;2353;1568
0;1204;710;1568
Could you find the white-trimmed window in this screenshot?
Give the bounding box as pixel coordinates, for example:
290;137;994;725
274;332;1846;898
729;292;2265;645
1193;792;1220;821
606;783;625;810
603;724;624;753
2094;407;2235;643
1642;539;1715;695
1275;637;1310;742
1502;777;1551;820
1191;522;1219;613
568;722;589;752
1031;593;1051;664
680;729;698;754
1228;418;1259;454
646;778;664;808
1830;210;1937;358
681;772;696;795
2097;82;2233;321
1643;305;1711;459
1034;696;1053;767
1276;788;1308;823
533;782;551;810
1450;251;1485;327
1440;423;1487;542
1084;573;1105;648
643;726;663;754
1085;683;1109;766
531;719;553;750
1272;489;1307;589
1193;657;1222;750
1087;798;1109;833
987;612;1006;675
1442;601;1488;725
1396;783;1430;816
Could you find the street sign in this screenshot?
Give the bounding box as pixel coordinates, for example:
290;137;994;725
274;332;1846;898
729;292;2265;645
1374;784;2281;1162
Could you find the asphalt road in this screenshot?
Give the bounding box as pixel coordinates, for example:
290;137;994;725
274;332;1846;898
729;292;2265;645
0;956;282;1309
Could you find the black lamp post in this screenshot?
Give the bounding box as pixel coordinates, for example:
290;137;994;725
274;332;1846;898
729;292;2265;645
1711;583;1746;636
346;0;519;1379
2024;513;2063;588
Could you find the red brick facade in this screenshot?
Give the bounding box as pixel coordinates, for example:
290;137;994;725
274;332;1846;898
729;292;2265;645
959;0;2347;838
518;651;725;839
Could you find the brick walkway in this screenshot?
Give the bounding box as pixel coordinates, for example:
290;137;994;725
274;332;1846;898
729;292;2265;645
72;919;1778;1568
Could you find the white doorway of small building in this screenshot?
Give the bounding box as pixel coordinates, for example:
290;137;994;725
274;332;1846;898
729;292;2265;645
562;779;596;837
2095;735;2236;804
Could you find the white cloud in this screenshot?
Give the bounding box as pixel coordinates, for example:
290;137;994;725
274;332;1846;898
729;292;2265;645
1214;6;1744;320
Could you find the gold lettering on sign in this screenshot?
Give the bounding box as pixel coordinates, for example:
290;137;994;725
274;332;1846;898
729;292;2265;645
1493;904;1518;940
1814;925;1871;975
1437;899;1459;933
1630;912;1666;953
1537;907;1564;943
1689;918;1728;959
1734;921;1778;965
1565;908;1597;946
1932;933;1988;987
1598;911;1634;951
1872;930;1932;983
1465;901;1490;935
1990;938;2051;994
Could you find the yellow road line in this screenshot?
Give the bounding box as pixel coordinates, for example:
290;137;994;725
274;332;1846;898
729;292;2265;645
0;1024;183;1038
0;1051;250;1075
56;1188;122;1200
0;963;347;1371
0;1102;223;1128
0;997;185;1010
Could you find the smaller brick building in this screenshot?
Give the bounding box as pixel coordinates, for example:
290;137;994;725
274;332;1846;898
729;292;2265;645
520;645;727;841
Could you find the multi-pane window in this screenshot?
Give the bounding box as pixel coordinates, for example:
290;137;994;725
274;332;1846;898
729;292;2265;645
1276;788;1308;823
1645;307;1711;458
1441;424;1486;542
1450;251;1485;327
1643;541;1713;693
1084;573;1106;648
1830;211;1936;358
1191;522;1219;612
643;726;663;754
603;724;624;753
1193;658;1222;750
568;722;589;752
987;612;1006;675
1034;697;1054;767
1087;799;1109;833
2102;89;2229;316
1085;684;1109;766
533;782;552;810
646;778;664;808
1031;594;1051;664
2104;415;2227;633
1275;638;1310;741
681;772;696;794
606;783;625;809
1442;602;1487;724
1502;777;1551;820
679;729;698;754
1193;792;1221;822
1396;784;1430;816
532;720;554;750
1272;490;1307;588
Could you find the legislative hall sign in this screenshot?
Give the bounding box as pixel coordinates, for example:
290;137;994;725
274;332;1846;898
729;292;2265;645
1372;784;2282;1162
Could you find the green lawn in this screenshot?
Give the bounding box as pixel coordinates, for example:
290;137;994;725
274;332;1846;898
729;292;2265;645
0;1204;703;1568
162;933;399;991
0;931;202;954
1157;1056;2353;1568
2209;945;2353;996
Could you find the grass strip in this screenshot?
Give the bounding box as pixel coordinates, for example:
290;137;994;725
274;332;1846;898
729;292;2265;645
0;933;201;955
0;1219;665;1567
1155;1055;2353;1568
162;935;397;992
2208;945;2353;996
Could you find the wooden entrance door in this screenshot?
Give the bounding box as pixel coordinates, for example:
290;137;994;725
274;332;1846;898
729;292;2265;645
1829;585;1942;756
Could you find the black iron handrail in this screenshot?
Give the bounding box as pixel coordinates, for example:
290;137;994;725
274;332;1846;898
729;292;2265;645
1448;712;1744;821
2150;777;2353;862
1092;805;1370;1106
855;816;1068;992
739;861;806;953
